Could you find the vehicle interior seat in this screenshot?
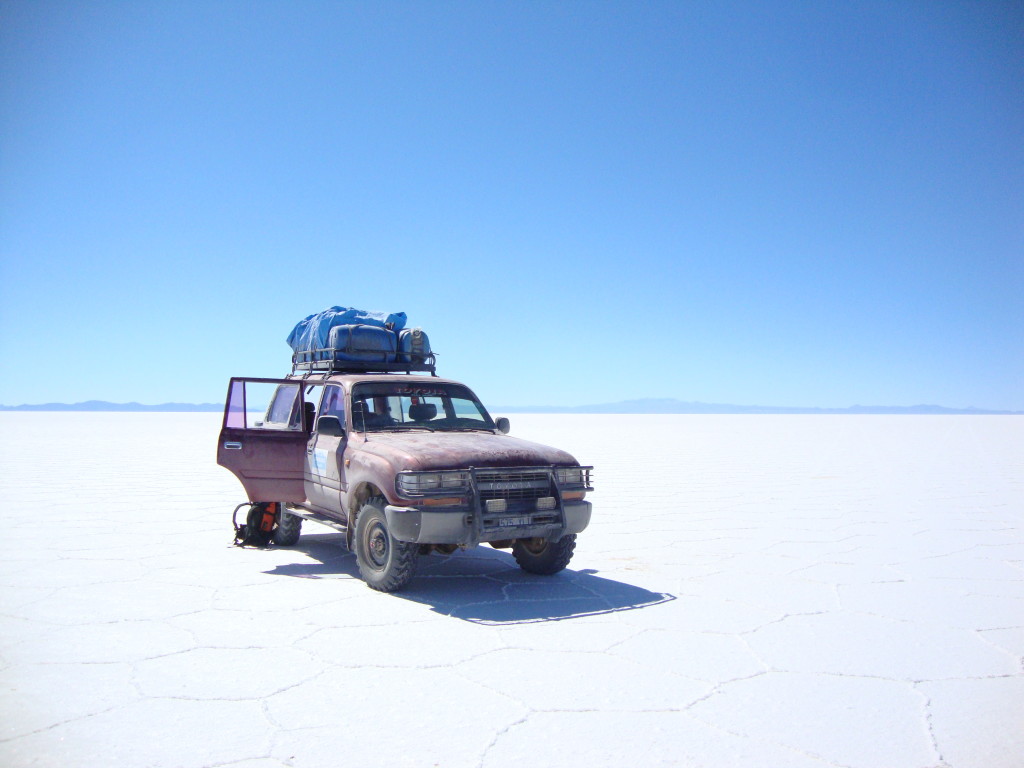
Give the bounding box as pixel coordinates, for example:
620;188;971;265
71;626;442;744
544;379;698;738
408;403;437;421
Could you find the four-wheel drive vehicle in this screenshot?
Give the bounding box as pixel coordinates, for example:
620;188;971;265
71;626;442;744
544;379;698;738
217;369;593;592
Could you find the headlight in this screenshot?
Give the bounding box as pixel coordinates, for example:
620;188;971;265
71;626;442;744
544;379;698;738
397;471;470;496
556;467;584;486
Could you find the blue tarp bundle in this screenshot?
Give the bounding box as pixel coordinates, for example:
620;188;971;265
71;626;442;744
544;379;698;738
286;307;408;353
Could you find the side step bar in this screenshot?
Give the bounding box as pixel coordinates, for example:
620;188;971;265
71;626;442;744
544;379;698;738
285;505;349;534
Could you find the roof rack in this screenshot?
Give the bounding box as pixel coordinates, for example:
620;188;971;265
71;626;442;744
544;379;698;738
291;348;437;376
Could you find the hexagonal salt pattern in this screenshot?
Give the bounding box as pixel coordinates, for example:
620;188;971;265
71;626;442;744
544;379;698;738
1;412;1021;768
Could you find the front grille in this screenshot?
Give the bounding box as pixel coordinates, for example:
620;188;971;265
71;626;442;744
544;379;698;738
475;469;553;502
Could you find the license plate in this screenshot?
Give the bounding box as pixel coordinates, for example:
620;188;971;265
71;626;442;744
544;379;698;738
497;516;531;527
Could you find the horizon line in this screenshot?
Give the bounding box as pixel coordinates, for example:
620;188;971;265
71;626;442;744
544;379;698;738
0;398;1020;416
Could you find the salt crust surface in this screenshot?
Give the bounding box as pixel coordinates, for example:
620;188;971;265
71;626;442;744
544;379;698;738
0;412;1021;767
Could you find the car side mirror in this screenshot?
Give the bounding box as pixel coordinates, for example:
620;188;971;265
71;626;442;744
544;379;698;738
495;417;510;434
317;415;345;438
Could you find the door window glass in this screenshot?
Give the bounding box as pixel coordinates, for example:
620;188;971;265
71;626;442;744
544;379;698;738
302;384;324;429
321;385;345;419
224;381;303;431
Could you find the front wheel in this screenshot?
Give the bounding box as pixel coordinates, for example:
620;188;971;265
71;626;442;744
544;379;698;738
512;534;576;575
354;499;418;592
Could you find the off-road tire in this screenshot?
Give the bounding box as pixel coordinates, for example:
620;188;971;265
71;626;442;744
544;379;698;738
272;507;303;546
354;499;418;592
512;534;577;575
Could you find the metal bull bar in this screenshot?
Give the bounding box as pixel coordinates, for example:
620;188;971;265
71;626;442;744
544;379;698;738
467;466;568;547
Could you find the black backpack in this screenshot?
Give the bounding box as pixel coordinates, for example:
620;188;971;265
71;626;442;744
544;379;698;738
232;502;277;547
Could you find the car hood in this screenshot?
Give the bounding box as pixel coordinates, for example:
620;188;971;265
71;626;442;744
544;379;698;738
352;431;578;471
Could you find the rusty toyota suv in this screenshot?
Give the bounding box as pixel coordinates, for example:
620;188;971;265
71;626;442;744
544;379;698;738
217;356;593;592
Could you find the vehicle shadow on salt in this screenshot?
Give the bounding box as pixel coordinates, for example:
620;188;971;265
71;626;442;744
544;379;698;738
264;532;675;624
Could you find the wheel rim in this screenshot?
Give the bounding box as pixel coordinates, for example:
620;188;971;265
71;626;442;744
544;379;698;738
365;520;390;570
521;537;548;555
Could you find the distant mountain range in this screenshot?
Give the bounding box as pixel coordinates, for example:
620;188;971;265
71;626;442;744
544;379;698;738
0;401;222;412
493;398;1023;415
1;398;1019;415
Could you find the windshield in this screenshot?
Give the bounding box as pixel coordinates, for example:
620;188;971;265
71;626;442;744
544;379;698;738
350;381;496;432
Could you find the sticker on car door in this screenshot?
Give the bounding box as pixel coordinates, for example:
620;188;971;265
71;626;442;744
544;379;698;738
313;448;329;475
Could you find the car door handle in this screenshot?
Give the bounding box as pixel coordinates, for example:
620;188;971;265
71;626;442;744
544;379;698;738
223;441;243;450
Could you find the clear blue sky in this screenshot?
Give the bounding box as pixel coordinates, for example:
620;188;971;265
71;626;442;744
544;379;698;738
1;1;1021;409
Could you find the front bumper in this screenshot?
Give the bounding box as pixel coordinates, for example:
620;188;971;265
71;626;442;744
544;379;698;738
385;500;592;546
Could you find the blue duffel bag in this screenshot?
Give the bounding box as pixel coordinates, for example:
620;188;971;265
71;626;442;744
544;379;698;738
325;324;397;362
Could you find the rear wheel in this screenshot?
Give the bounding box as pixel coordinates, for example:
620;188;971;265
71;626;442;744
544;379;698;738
354;499;418;592
512;534;576;575
272;507;303;546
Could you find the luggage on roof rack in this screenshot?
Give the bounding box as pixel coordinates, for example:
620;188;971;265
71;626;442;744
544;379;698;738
291;325;435;375
287;307;435;375
398;327;431;364
286;307;408;352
